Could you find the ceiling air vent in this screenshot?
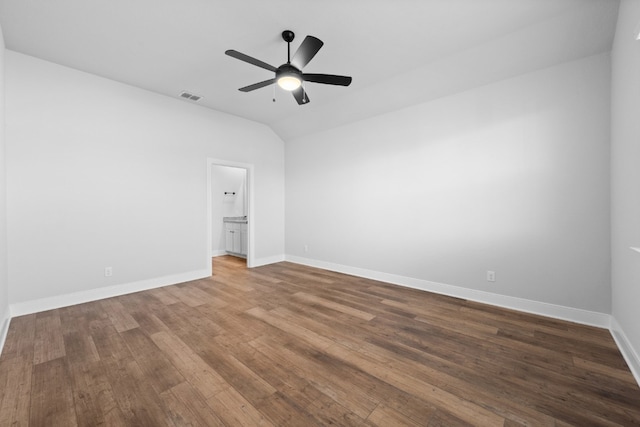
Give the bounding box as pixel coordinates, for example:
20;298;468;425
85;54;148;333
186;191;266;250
179;91;202;102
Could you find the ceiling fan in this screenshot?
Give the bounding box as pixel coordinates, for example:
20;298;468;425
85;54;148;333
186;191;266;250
225;30;352;105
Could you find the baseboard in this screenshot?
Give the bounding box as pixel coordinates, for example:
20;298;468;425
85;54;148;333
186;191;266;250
211;249;228;257
5;252;287;326
610;316;640;386
250;254;285;268
3;255;637;387
285;255;610;329
9;268;211;317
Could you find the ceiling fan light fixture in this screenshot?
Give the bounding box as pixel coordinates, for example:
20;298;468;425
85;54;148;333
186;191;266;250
226;29;352;105
277;74;302;91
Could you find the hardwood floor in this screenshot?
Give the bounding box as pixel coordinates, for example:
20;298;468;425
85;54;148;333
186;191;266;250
1;255;639;426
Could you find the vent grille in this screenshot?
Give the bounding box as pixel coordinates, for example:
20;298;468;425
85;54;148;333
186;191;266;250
179;91;202;102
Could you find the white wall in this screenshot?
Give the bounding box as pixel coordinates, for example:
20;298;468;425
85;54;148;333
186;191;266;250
0;25;10;344
5;51;285;308
611;0;640;380
286;53;611;316
211;165;246;255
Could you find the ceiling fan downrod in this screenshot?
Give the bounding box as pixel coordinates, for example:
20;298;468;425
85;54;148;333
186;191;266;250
282;30;295;64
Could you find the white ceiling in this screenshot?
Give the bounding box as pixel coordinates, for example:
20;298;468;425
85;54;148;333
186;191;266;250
0;0;619;141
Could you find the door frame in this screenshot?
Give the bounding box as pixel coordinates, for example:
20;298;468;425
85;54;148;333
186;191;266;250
207;158;255;273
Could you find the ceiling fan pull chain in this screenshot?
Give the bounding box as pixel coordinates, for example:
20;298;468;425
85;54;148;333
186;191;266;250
273;83;276;103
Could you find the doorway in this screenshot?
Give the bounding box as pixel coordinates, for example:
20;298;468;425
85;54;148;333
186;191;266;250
207;158;254;274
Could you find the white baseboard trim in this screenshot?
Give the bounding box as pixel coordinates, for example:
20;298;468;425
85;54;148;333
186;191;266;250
610;316;640;386
285;255;610;329
211;249;228;257
250;254;285;268
2;255;638;388
9;268;211;318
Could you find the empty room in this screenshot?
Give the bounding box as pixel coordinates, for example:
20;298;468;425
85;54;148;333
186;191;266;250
0;0;639;425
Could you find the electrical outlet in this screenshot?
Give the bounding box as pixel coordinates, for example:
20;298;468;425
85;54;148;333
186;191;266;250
487;270;495;282
105;267;113;277
304;245;309;253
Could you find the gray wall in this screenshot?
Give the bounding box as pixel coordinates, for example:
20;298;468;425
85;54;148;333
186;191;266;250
611;0;640;377
0;24;9;343
286;52;611;314
5;51;285;306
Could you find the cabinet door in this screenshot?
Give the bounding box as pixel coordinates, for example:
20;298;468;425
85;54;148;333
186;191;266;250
240;223;248;255
232;229;242;253
225;229;235;253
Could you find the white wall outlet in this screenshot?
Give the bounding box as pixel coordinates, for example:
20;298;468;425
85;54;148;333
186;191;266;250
487;270;496;282
105;267;113;277
304;244;309;252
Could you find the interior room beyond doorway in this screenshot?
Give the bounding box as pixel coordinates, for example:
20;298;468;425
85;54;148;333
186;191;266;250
210;164;248;266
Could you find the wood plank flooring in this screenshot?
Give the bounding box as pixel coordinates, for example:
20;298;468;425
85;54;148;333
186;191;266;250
1;255;639;426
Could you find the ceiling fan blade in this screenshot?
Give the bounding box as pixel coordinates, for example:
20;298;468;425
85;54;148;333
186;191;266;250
239;79;276;92
303;73;352;86
291;36;323;69
225;50;277;72
292;87;310;105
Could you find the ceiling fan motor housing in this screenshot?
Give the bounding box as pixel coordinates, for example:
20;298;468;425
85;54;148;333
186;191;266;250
276;63;302;79
276;64;303;91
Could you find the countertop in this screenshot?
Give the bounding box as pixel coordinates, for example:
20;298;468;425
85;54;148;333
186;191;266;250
223;216;248;224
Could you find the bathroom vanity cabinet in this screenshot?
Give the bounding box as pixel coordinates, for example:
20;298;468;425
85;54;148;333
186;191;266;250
223;217;247;258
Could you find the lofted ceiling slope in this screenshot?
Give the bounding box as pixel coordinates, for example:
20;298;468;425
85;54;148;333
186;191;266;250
0;0;619;141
